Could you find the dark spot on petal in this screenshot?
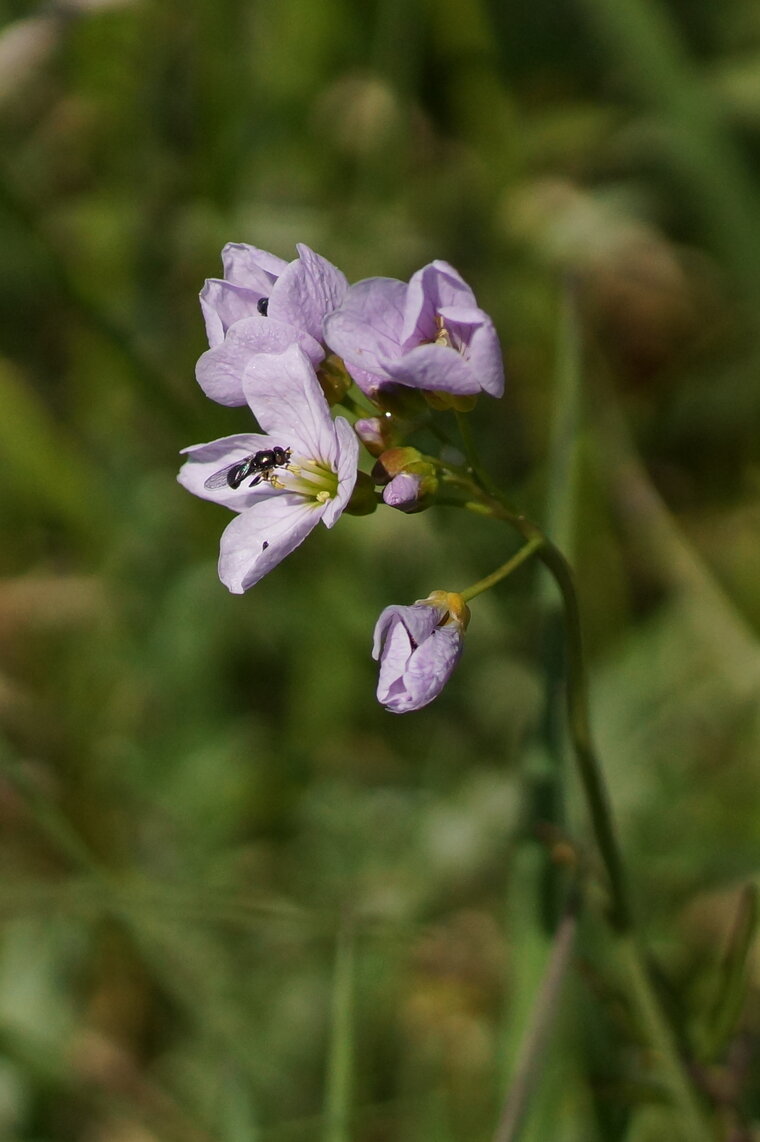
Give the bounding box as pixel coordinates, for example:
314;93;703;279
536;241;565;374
257;296;269;316
262;541;269;551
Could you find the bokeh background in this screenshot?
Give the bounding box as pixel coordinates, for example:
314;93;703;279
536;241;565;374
1;0;760;1138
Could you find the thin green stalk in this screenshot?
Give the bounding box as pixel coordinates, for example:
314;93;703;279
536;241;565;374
465;502;632;932
460;537;544;603
453;489;713;1138
616;934;713;1142
322;919;356;1142
507;521;712;1138
492;895;579;1142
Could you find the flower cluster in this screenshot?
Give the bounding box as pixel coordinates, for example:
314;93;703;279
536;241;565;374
179;242;506;709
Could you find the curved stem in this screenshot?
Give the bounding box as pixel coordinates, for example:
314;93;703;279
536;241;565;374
460;537;544;603
449;483;713;1138
472;503;632;931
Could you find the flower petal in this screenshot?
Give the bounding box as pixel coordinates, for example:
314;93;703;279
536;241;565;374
321;416;359;528
221;243;287;287
454;314;505;398
403;626;463;709
323;277;407;374
178;433;275;510
197;317;323;406
375;617;415;707
200;280;265;348
268;244;348;343
242;345;338;463
400;261;476;346
379;342;477;394
401;261;477;344
372;603;442;659
218;494;323;593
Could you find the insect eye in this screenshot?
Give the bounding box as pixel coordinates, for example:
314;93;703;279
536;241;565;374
257;297;269;316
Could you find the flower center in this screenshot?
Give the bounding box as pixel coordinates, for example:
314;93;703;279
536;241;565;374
434;314;453;349
284;457;339;504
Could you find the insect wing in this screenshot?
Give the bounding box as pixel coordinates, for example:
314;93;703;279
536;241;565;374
204;460;245;490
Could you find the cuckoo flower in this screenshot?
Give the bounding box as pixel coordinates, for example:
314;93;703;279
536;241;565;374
197;243;348;406
179;345;358;593
373;591;470;713
324;260;504;400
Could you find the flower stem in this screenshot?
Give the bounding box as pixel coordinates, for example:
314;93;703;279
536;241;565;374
458;491;713;1138
616;933;713;1142
475;504;633;931
492;893;579;1142
460;536;544;602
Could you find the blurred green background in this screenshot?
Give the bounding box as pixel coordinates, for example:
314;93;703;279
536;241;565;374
1;0;760;1138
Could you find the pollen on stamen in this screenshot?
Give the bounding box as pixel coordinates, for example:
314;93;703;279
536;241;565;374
434;314;453;349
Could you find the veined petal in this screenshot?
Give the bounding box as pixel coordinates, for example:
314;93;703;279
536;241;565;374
372;603;442;659
323;277;407;373
458;316;505;398
380;342;478;394
321;416;359;528
399;627;463;711
178;433;275;510
221;243;287;287
242;345;338;464
401;261;477;346
376;618;416;706
197;317;323;406
219;495;323;593
200;280;265;348
268;244;348;342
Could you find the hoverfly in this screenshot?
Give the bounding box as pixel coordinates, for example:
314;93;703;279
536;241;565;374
204;446;292;491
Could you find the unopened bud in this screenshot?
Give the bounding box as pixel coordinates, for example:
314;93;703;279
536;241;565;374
372;446;424;485
354;415;393;457
382;470;438;513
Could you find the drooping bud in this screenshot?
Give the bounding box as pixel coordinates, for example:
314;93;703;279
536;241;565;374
372;590;470;713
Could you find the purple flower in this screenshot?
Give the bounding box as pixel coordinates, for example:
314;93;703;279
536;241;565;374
197;243;348;406
179;345;358;593
373;591;470;713
324;260;504;400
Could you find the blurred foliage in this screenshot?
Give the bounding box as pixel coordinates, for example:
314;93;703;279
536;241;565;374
1;0;760;1138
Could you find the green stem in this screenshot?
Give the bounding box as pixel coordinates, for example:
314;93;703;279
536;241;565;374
460;537;544;603
478;505;632;932
616;934;713;1142
492;893;579;1142
453;486;713;1137
323;919;355;1142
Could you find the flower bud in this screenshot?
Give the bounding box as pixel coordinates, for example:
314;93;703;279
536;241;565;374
382;471;438;513
354;415;394;457
372;591;470;713
371;446;423;485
